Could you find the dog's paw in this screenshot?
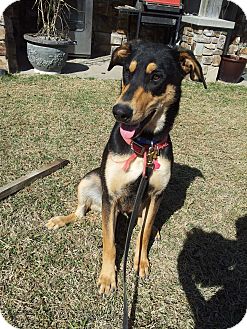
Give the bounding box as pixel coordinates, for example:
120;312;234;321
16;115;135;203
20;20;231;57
134;256;150;278
97;270;116;295
45;216;67;230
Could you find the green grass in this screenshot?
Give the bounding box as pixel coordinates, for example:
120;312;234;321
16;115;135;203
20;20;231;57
0;75;246;329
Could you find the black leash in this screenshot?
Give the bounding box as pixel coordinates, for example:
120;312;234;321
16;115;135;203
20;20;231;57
122;166;152;329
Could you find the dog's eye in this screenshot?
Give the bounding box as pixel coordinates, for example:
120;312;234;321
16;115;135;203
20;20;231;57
152;73;161;81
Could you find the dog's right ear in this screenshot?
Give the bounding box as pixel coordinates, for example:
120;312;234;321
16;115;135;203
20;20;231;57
108;43;131;71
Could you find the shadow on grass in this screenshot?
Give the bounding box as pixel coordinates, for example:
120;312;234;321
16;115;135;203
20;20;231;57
178;215;247;329
154;162;204;234
115;162;203;328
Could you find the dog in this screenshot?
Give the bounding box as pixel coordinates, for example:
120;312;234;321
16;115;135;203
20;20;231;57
46;41;206;294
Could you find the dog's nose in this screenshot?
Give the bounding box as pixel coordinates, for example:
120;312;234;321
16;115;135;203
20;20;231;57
112;104;132;122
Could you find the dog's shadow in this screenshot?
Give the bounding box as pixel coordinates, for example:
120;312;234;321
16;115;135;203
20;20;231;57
177;215;247;329
155;162;203;235
115;162;203;328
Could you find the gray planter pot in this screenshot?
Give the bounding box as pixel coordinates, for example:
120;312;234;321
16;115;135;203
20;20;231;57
24;34;74;74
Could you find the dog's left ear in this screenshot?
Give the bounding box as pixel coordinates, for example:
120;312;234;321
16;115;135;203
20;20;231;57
178;48;207;89
108;43;131;71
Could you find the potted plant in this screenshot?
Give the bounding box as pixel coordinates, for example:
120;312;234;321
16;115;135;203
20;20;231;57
218;54;247;83
24;0;75;74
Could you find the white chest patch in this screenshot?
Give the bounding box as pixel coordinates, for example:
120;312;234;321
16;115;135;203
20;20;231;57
105;153;143;195
105;153;171;196
149;157;171;194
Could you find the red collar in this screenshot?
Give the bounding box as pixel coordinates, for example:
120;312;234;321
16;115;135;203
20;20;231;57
130;139;168;156
120;129;169;175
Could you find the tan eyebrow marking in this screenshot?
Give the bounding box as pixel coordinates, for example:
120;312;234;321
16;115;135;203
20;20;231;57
146;62;157;74
129;60;137;73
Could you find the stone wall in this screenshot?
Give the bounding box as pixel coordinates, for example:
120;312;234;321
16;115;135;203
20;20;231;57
226;9;247;58
93;0;170;56
93;0;133;56
0;3;21;73
0;1;37;73
4;5;19;73
227;37;247;60
0;15;8;71
180;26;227;82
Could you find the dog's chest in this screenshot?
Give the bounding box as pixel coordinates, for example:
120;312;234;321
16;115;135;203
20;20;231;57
105;153;171;197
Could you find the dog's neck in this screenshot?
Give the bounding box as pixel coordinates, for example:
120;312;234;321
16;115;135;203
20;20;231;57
138;114;168;144
135;101;179;145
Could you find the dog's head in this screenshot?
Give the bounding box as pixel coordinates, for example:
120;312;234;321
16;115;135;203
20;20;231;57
108;41;206;137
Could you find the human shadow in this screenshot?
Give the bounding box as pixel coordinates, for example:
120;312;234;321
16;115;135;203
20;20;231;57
115;162;203;328
178;215;247;329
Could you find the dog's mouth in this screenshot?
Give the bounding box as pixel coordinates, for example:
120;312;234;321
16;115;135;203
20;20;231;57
120;111;155;140
120;124;139;140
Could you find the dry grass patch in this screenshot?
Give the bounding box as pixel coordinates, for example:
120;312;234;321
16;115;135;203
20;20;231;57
0;75;246;329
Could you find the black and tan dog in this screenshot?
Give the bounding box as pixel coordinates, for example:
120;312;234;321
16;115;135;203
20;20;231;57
46;41;206;294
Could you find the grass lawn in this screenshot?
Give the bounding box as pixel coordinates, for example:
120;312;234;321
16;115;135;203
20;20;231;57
0;75;246;329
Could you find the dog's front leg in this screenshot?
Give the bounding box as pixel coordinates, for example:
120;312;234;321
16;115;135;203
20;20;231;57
98;196;117;294
134;195;162;278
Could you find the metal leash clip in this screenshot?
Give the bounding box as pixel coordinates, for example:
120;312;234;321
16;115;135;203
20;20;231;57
147;143;159;168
